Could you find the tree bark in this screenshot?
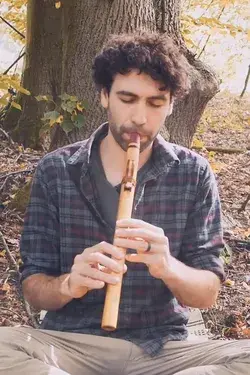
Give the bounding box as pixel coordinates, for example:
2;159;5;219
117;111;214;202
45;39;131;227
3;0;219;150
3;0;63;149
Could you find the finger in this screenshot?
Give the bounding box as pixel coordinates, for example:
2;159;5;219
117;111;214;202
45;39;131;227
115;227;167;245
88;252;124;273
116;219;163;234
81;266;121;285
114;237;154;253
125;253;154;264
102;264;127;274
78;242;124;261
92;242;125;259
71;273;105;289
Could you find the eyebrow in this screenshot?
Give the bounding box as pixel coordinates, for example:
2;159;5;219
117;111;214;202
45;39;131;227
116;90;167;101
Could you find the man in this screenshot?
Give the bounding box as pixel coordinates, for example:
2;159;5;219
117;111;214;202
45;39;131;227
0;32;249;375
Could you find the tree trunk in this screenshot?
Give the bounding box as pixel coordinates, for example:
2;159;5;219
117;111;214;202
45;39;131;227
3;0;219;150
3;0;63;149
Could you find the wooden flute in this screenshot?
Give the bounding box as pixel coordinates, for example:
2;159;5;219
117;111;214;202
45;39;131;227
101;132;141;331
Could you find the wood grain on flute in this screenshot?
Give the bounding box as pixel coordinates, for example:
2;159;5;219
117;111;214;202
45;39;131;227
101;132;141;331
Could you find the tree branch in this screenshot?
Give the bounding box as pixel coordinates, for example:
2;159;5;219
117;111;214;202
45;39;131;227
0;231;19;273
0;169;33;180
240;65;250;99
197;6;225;59
192;146;249;153
3;52;26;75
0;15;25;39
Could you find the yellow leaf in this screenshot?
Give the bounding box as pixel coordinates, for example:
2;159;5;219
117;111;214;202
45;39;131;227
0;93;10;106
55;1;61;9
208;151;216;160
224;279;235;287
192;139;204;149
0;250;6;257
11;101;22;110
20;87;31;95
210;161;225;174
56;115;64;124
76;102;84;112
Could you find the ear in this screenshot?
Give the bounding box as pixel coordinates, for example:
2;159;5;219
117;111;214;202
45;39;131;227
100;89;109;109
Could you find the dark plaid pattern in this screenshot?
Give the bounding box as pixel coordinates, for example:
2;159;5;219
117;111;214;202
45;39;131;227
20;123;225;356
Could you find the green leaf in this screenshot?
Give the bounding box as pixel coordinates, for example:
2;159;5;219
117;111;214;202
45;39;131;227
60;120;75;134
73;113;85;129
42;110;60;121
61;101;76;114
69;95;78;102
11;101;22;110
35;95;53;102
58;93;71;101
81;99;88;110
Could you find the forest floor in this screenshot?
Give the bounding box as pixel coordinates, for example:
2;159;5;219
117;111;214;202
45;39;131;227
0;92;250;339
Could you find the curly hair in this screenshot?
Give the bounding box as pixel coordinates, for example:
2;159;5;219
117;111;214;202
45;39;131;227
92;31;191;99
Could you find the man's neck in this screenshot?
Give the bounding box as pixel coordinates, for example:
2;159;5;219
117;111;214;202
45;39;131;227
99;130;153;186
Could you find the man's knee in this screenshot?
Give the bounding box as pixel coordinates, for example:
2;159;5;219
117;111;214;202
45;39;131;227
0;326;32;350
0;327;18;346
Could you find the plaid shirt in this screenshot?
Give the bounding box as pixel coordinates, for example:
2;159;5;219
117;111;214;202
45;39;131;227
20;123;225;357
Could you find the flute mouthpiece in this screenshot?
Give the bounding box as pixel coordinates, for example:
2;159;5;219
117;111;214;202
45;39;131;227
129;132;140;144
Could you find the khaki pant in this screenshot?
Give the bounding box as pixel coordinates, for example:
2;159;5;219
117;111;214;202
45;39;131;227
0;326;250;375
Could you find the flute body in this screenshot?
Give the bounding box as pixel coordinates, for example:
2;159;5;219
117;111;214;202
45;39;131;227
101;133;140;331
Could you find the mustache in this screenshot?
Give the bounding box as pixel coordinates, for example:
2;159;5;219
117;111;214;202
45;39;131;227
120;126;149;137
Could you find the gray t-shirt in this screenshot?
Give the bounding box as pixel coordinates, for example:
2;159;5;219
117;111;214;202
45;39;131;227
90;138;151;229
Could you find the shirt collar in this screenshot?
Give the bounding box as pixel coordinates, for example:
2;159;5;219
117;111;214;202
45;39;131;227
66;122;109;167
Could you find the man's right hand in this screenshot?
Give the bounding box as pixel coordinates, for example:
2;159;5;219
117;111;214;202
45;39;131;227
64;242;127;299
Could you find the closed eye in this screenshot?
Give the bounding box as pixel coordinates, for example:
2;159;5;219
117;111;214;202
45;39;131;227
120;98;135;104
149;102;164;108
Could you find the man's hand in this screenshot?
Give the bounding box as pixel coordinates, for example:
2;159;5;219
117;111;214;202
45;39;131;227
65;242;127;298
115;218;221;308
115;218;171;281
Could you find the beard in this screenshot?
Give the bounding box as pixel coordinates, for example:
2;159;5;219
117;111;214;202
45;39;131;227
109;121;159;152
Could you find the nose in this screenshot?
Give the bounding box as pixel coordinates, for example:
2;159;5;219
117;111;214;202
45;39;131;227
131;103;147;127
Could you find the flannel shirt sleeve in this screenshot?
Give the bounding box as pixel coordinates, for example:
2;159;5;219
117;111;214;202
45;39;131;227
19;160;60;283
180;163;225;282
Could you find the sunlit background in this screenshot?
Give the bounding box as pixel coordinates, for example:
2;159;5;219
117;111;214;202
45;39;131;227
0;1;249;94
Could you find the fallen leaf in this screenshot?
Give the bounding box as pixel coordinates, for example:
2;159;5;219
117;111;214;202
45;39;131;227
224;279;235;287
1;283;11;293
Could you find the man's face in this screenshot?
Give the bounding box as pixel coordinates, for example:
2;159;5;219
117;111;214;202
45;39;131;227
101;70;173;152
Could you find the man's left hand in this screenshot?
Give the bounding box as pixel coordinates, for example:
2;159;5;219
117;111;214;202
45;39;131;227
115;218;172;280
